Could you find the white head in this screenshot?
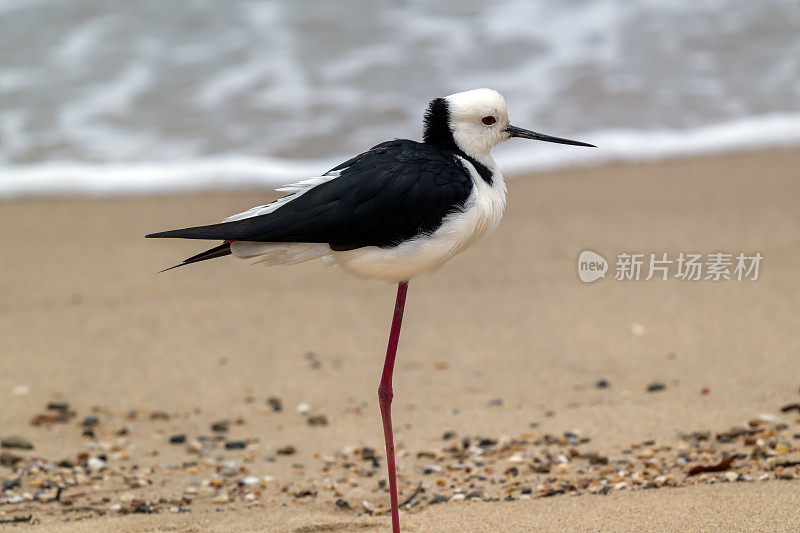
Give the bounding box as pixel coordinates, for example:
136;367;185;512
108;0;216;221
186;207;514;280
445;89;510;160
423;88;594;162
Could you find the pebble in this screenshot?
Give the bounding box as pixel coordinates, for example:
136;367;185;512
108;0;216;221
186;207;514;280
487;398;503;407
87;456;105;472
335;498;351;510
0;451;22;467
1;436;33;450
361;447;378;461
646;382;666;393
82;416;100;427
584;453;609;465
220;461;239;476
362;500;376;513
296;403;311;415
185;439;201;454
267;397;283;412
775;443;791;455
241;475;260;486
277;445;296;455
3;390;798;520
307;415;328;427
212;493;230;504
3;478;21;490
46;401;70;412
595;379;610;389
211;420;230;433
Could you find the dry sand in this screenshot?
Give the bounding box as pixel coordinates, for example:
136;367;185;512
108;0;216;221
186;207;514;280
1;147;800;531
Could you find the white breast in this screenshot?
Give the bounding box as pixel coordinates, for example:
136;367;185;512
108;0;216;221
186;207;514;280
332;158;506;282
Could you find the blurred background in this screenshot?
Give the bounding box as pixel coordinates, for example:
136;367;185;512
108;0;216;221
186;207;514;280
1;0;799;196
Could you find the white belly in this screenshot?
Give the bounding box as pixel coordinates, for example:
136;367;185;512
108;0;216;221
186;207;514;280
333;169;506;282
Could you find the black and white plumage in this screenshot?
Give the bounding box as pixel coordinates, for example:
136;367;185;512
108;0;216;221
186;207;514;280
147;88;593;533
147;88;593;281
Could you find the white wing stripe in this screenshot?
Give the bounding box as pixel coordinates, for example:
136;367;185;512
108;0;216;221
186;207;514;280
223;170;343;222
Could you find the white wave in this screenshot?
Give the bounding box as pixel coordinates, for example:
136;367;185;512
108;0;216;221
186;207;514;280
51;15;113;67
3;0;799;169
0;156;332;197
1;114;798;198
498;113;800;174
0;70;38;94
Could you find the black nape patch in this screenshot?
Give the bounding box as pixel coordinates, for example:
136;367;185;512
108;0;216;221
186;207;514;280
423;98;458;150
423;98;494;185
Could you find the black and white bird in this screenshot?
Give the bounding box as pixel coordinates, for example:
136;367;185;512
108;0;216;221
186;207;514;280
147;88;594;532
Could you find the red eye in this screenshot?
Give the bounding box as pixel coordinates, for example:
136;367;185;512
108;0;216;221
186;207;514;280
482;116;496;125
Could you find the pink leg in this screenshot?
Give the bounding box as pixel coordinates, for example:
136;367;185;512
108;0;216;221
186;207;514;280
378;280;409;533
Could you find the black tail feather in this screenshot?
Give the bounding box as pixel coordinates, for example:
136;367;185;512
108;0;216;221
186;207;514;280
160;242;232;272
146;219;248;240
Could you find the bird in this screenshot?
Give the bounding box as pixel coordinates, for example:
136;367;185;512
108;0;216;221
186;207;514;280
146;88;594;532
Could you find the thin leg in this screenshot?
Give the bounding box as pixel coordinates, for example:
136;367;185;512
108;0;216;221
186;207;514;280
378;280;409;533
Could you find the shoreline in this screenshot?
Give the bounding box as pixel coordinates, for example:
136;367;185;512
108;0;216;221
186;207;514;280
2;137;800;200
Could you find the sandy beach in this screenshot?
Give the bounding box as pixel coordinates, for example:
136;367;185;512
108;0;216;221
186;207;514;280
2;147;800;531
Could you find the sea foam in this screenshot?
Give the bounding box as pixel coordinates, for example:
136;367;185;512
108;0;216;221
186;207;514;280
2;114;798;198
1;0;799;197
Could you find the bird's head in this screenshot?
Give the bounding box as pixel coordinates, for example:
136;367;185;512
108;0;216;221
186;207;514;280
423;88;594;162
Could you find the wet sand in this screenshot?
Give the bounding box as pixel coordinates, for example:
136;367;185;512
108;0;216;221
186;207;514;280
1;147;800;531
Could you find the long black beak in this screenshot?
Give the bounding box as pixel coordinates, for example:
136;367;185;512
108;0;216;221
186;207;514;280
506;125;595;147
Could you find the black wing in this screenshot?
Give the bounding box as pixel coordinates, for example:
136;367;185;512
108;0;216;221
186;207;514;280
146;140;473;249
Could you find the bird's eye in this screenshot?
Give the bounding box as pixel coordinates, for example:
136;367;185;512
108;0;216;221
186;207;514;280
482;116;496;125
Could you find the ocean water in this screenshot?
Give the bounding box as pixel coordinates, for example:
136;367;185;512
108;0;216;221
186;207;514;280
1;0;799;196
